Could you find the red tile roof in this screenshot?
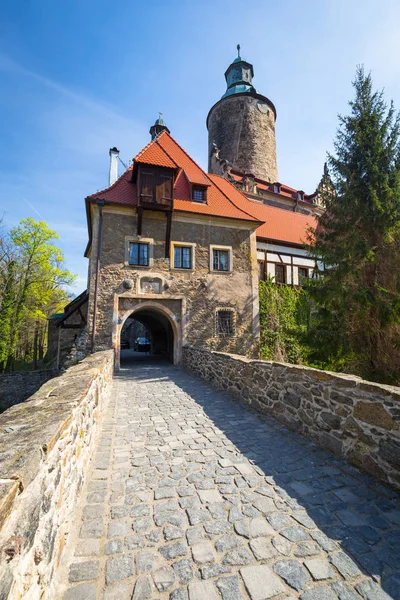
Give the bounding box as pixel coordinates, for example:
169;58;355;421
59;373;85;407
210;175;317;246
86;131;316;246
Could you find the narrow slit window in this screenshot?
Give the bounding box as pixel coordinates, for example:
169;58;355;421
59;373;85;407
213;249;230;271
129;242;149;266
216;310;235;337
174;245;192;269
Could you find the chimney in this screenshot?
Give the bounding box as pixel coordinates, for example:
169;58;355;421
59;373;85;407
109;147;119;186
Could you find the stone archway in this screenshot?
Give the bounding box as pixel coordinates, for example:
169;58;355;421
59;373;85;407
115;302;182;370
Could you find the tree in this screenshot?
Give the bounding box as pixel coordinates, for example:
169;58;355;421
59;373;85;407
0;218;75;372
307;66;400;383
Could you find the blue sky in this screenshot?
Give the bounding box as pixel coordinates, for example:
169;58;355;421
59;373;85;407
1;0;400;294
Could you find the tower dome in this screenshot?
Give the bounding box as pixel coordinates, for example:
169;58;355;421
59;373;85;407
150;113;170;140
207;46;278;183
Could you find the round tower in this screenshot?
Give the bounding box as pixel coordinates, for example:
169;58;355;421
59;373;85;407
207;46;278;183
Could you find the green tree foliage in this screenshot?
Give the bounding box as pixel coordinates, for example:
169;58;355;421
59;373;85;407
259;280;311;364
0;218;75;372
307;66;400;383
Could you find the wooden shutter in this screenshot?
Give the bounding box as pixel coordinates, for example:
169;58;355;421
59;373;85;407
156;171;173;206
140;169;155;203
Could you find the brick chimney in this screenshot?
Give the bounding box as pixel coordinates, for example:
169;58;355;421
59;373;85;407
109;147;119;186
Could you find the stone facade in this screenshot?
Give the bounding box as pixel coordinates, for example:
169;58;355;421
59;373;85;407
207;94;278;183
183;346;400;491
86;207;260;367
0;350;114;600
0;369;58;413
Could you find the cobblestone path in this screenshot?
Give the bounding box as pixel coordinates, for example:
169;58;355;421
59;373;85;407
59;362;400;600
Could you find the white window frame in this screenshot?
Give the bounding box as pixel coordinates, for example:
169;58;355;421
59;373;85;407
124;236;154;268
170;241;196;271
210;245;233;273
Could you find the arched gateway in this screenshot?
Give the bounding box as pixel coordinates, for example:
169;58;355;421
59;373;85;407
114;302;182;370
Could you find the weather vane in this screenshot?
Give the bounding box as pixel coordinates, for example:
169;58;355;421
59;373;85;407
237;44;241;58
159;112;163;120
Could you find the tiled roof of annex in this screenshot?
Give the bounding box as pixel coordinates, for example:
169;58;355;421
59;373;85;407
86;130;317;245
211;175;317;246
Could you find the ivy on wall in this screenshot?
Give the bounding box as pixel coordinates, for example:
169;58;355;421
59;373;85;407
259;280;311;364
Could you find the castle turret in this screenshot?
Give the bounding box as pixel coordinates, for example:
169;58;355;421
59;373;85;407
150;113;170;140
207;45;278;183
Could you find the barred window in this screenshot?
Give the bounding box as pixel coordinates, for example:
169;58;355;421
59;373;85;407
216;309;235;337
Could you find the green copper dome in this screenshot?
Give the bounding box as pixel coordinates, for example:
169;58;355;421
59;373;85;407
222;45;256;99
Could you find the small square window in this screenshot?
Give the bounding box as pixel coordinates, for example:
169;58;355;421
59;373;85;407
275;264;286;284
174;245;192;269
213;249;230;271
129;242;149;266
192;188;204;202
216;309;235;337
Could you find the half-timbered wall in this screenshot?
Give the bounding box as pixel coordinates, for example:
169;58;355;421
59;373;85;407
256;242;318;286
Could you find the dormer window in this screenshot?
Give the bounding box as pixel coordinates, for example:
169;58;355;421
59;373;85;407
192;186;207;203
273;183;281;194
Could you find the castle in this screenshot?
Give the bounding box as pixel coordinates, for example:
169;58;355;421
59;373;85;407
51;48;326;368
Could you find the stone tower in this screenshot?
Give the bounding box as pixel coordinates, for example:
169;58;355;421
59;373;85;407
207;46;278;183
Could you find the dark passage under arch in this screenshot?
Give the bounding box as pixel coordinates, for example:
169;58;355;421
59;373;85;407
120;307;174;366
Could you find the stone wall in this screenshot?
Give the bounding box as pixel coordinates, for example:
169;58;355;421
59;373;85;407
207;94;278;183
87;207;260;360
0;350;114;600
0;369;58;413
183;346;400;492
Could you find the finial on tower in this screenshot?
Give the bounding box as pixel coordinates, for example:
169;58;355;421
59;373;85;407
237;44;241;58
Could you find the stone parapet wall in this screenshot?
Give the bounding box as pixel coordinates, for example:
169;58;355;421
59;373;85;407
0;369;58;413
0;350;114;600
183;346;400;491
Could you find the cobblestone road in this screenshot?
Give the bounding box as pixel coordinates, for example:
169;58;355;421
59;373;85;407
59;362;400;600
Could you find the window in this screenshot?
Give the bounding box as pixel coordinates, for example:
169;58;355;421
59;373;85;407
213;249;230;271
216;309;235;337
275;264;286;284
299;267;308;285
174;245;192;269
192;188;205;202
129;242;149;266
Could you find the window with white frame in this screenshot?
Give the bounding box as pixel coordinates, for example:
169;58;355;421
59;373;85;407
211;246;232;272
215;308;236;337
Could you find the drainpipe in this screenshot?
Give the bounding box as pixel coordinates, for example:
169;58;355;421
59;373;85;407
91;199;105;353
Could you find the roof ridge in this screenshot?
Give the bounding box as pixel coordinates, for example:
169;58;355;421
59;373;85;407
208;174;262;222
154;136;180;169
86;165;132;199
159;131;211;186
